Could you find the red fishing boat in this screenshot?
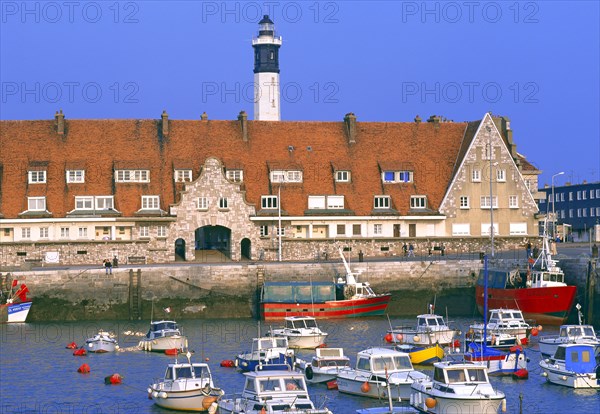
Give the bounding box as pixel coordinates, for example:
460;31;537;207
261;249;391;321
1;276;31;323
475;226;576;325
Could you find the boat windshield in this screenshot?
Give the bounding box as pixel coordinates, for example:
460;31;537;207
152;322;178;331
275;338;288;348
314;359;349;368
446;369;466;383
582;327;595;336
259;378;282;392
465;368;488;383
418;318;427;326
434;317;445;326
371;355;412;371
305;319;318;328
284;378;305;391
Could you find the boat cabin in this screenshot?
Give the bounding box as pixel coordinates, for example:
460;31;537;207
252;337;289;353
433;362;489;385
550;344;599;373
312;347;349;367
147;320;181;339
356;348;414;374
284;316;319;330
416;314;448;330
241;370;314;408
164;362;211;381
487;309;529;329
529;269;566;288
559;325;597;340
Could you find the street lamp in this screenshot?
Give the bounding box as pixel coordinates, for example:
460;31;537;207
551;171;565;240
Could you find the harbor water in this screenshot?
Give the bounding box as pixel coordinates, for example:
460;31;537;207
1;317;598;413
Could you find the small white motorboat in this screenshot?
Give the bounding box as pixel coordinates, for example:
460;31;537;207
336;347;429;400
148;352;224;411
138;320;188;352
269;316;328;349
294;347;350;384
468;308;532;347
218;365;332;413
410;361;507;413
386;308;459;347
539;343;600;388
539;304;599;357
235;336;290;372
85;330;118;353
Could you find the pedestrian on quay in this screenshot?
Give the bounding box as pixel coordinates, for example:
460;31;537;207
104;258;112;275
408;243;415;257
526;241;532;258
402;243;408;257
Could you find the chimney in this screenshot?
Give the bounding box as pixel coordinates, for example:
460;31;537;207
414;115;422;124
344;112;357;144
161;110;169;136
200;112;208;120
427;115;441;128
238;111;248;142
55;109;65;135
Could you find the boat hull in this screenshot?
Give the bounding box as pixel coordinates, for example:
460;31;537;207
539;364;600;389
150;387;220;411
86;339;117;353
397;344;444;365
475;285;576;325
410;388;505;413
139;335;188;352
465;352;527;376
284;333;327;349
1;301;32;323
262;294;392;321
337;374;417;400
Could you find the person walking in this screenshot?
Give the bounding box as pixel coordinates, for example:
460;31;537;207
402;243;408;257
408;243;415;257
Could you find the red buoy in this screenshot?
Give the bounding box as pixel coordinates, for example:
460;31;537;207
164;348;179;356
453;339;461;348
520;337;528;346
512;369;529;380
73;348;87;356
531;327;539;336
360;381;371;393
384;333;393;343
66;342;78;349
326;380;338;390
77;363;91;373
220;360;235;368
105;373;123;385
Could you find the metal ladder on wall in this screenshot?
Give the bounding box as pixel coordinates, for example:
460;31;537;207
129;269;142;320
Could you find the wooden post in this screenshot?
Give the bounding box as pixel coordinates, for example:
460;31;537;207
586;260;596;324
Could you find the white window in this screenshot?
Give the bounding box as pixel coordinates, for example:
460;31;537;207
596;207;600;216
226;169;243;183
555;193;559;202
139;225;150;237
197;197;209;210
218;197;228;209
452;223;470;236
496;169;506;182
95;196;114;210
261;196;278;209
596;189;600;198
591;190;595;199
577;209;581;217
78;227;88;238
335;170;350;182
591;208;595;217
582;191;587;200
560;193;565;201
260;225;269;237
577;191;581;200
374;196;390;209
472;169;481;182
40;227;49;238
480;196;498;209
22;228;31;238
569;209;573;218
142;196;160;210
327;196;344;209
75;196;93;210
276;226;285;236
582;208;587;217
509;195;519;208
410;196;427;209
481;223;499;236
28;170;46;184
270;170;302;183
27;197;46;211
308;196;325;209
509;223;527;235
569;192;573;201
381;170;413;183
373;224;382;235
459;196;469;209
174;169;192;182
60;227;70;238
157;225;167;237
66;170;85;183
115;170;150;183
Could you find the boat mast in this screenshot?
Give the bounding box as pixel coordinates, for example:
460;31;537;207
483;254;489;352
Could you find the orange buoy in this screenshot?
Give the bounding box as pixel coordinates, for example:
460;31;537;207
202;396;218;409
425;397;437;408
360;381;371;393
77;363;91;373
260;407;267;414
531;327;539;336
105;373;123;385
73;348;87;356
220;359;235;367
395;334;403;342
384;333;393;343
537;325;543;332
164;348;178;356
66;342;78;349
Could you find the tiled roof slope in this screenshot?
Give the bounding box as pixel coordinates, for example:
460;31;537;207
0;119;468;218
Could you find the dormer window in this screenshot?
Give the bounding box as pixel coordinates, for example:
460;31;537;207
27;197;46;211
335;170;350;182
28;170;46;184
261;195;278;209
66;170;85;183
115;169;150;183
174;169;192;182
270;170;302;183
308;195;345;210
382;170;412;183
374;196;391;209
410;196;427;209
226;169;244;183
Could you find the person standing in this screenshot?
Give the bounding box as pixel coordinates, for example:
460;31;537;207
402;243;408;257
526;241;532;258
104;259;112;275
408;243;415;257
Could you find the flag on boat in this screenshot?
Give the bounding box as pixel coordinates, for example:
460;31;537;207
163;307;171;313
528;257;535;265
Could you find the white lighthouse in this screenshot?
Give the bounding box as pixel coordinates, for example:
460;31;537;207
252;15;282;121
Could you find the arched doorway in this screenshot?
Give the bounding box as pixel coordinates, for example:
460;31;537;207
240;238;251;260
175;238;186;261
195;225;231;261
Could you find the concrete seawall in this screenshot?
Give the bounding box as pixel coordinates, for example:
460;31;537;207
7;257;597;322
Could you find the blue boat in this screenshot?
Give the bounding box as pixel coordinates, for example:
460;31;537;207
235;336;291;372
539;344;600;388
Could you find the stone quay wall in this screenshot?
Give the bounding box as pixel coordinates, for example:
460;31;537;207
6;257;595;322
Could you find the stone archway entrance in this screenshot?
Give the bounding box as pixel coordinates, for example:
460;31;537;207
240;238;251;260
195;225;231;262
175;238;186;261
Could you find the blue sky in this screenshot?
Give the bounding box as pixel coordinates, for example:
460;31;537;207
1;1;599;187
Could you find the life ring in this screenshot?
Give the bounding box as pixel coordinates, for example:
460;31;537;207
305;365;314;380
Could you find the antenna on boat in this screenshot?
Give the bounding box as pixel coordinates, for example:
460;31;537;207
575;303;583;325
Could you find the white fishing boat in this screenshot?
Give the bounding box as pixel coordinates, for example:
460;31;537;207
235;336;290;372
386;308;459;347
148;352;224;411
268;316;328;349
539;304;600;357
294;347;350;384
468;308;532;347
0;277;31;323
539;343;600;389
85;330;118;353
139;320;188;352
218;365;332;413
336;347;429;400
410;361;506;413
